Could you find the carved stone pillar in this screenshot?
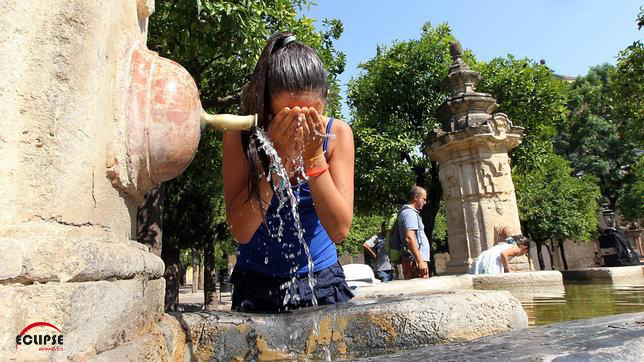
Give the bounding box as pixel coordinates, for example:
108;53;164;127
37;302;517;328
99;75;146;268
427;41;530;274
0;1;186;360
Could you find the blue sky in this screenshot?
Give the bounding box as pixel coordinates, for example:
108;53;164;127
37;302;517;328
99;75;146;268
302;1;643;117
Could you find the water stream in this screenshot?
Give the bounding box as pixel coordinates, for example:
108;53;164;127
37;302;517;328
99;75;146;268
254;127;317;307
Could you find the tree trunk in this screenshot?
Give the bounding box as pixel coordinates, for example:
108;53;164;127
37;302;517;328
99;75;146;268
559;239;569;270
161;240;181;312
545;241;555;270
219;253;231;294
199;264;205;290
179;263;186;286
203;235;218;310
191;248;199;293
535;241;545;270
417;161;443;277
136;184;165;256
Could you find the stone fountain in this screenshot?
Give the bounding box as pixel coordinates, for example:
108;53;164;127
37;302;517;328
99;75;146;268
427;41;530;274
0;1;252;360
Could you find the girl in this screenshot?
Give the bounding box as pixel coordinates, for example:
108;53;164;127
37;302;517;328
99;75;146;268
222;32;355;312
470;235;530;274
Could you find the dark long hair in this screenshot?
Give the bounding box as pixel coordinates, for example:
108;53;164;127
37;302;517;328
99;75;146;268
240;31;329;210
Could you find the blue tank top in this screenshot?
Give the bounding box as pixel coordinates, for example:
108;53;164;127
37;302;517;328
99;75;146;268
237;118;338;278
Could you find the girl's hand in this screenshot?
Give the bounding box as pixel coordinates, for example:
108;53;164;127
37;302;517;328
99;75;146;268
267;107;302;164
302;107;326;160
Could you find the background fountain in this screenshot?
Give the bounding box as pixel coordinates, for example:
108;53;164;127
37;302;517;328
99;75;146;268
427;41;529;274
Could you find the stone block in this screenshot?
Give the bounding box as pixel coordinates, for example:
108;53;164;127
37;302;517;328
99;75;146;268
562;266;644;282
0;237;22;280
0;278;164;360
91;314;186;362
472;270;563;289
353;275;473;300
175;290;527;360
0;223;164;284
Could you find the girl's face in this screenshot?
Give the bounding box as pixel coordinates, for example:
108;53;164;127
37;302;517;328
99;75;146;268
269;92;325;117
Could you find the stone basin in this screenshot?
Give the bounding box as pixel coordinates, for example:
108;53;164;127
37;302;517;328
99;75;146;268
562;266;644;283
352;271;564;301
174;290;528;360
357;312;644;361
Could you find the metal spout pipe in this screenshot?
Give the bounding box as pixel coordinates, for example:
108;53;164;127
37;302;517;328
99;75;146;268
200;110;257;131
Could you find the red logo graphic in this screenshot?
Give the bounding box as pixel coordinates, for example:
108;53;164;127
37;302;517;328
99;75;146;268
15;322;64;352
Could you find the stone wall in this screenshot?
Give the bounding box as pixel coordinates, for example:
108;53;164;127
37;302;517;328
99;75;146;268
0;1;176;359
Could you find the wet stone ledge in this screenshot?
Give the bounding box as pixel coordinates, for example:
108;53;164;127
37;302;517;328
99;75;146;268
359;312;644;361
562;266;644;282
174;290;528;360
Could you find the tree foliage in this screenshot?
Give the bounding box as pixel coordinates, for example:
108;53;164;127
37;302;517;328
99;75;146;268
611;7;644;146
346;23;456;265
339;214;385;257
556;8;642;213
555;64;640;210
348;23;454;212
619;156;644;222
473;56;570;171
514;154;601;245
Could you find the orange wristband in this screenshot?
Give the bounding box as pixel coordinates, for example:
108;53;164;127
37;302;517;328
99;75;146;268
308;153;325;163
306;165;329;177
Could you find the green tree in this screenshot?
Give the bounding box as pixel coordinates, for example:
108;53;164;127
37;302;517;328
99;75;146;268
339;214;384;258
347;23;455;273
619;156;644;222
611;7;643;146
556;64;640;211
514;154;600;270
147;0;345;310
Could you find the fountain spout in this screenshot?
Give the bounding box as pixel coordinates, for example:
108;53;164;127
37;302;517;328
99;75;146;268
200;111;257;131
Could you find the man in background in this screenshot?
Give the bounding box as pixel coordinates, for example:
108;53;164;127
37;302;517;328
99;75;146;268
399;186;430;279
363;221;394;281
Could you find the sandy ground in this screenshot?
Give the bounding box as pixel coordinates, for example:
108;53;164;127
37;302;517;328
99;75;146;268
178;285;232;311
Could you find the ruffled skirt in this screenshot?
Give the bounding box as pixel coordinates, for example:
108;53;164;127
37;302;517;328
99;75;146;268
230;262;354;313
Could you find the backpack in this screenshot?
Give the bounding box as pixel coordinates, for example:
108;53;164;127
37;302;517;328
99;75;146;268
599;228;640;267
384;211;404;264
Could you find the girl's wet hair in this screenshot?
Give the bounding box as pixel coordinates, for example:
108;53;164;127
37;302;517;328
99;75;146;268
512;235;530;248
240;31;329;210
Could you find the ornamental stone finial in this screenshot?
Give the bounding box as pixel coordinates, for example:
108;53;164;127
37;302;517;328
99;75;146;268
449;40;464;62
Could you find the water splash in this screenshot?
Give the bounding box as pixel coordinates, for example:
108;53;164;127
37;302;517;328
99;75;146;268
298;113;336;141
255;128;318;308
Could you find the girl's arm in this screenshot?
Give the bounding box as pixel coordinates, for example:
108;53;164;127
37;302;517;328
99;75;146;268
304;109;354;243
222;130;272;243
500;246;522;272
223;108;301;243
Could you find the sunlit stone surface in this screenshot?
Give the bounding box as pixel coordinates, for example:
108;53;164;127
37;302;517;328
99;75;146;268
176;290;528;360
357;312;644;361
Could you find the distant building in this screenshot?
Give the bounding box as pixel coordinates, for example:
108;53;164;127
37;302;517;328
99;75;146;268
540;59;577;83
554;74;577;83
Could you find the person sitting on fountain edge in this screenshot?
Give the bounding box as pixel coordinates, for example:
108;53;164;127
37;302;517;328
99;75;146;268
222;32;355;312
470;235;530;274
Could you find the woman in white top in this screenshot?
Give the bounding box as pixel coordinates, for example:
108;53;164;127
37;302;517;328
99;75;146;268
471;235;530;274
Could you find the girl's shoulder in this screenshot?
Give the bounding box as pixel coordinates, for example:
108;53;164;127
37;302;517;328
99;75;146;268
326;116;353;137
